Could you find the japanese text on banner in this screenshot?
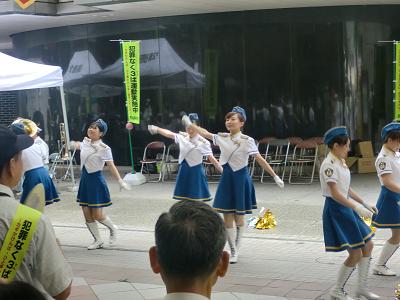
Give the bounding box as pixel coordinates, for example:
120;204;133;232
122;41;141;124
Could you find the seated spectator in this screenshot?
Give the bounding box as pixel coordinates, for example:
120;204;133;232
0;280;46;300
0;125;73;299
149;200;229;300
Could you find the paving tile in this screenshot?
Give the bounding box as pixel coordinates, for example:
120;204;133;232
97;290;144;300
132;283;164;290
92;282;135;295
70;285;96;297
69;295;98;300
72;277;88;287
285;289;324;299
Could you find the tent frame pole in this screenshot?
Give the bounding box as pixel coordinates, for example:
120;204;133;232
59;86;75;184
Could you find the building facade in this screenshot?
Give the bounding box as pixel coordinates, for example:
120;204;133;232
4;5;400;165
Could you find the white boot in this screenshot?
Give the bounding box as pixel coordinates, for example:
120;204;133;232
236;225;245;251
373;241;398;276
226;228;238;264
99;216;118;245
86;222;104;250
355;257;380;300
330;264;355;300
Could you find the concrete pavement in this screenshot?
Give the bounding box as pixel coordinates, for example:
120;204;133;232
44;172;400;299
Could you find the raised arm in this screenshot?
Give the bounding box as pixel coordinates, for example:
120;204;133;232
182;115;214;140
148;125;175;139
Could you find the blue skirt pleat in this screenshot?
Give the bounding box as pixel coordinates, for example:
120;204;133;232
77;167;112;208
372;186;400;228
21;167;60;205
213;164;256;215
173;160;212;201
323;197;374;252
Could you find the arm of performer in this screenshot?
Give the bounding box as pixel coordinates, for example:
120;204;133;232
207;154;223;173
147;125;175;139
380;173;400;194
181;115;214;140
328;183;373;218
254;153;284;188
105;160;131;190
348;187;378;214
69;140;81;150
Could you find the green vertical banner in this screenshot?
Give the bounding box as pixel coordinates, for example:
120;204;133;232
204;50;218;119
122;41;141;124
395;42;400;120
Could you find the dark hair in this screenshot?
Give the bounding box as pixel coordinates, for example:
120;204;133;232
0;281;46;300
384;130;400;143
327;135;349;149
224;112;245;123
0;152;21;177
155;201;226;280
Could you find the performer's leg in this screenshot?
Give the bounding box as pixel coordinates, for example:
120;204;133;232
97;211;118;245
330;249;361;300
224;213;238;264
373;228;400;276
83;207;103;250
234;215;245;250
356;241;380;299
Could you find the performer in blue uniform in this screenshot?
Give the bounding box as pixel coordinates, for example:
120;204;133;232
183;106;284;264
71;119;131;250
320;126;379;300
9;118;59;206
148;113;222;201
372;122;400;276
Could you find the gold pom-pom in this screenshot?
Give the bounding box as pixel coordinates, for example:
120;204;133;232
395;282;400;299
255;209;277;229
361;217;376;233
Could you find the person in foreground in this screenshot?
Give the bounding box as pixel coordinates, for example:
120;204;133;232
149;200;229;300
0;125;73;300
320;126;379;300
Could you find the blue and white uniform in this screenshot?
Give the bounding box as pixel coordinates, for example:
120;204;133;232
212;132;259;214
372;146;400;228
320;152;374;252
77;138;114;207
20;141;59;205
173;132;213;201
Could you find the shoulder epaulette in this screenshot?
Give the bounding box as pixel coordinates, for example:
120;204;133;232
240;134;249;140
218;132;229;137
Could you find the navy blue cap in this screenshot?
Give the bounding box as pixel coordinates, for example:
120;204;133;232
231;106;246;121
381;122;400;141
0;125;33;166
9;122;26;135
95;119;108;136
323;126;349;145
188;113;199;123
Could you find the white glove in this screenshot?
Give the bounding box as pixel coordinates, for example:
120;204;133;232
353;202;373;219
118;179;131;191
69;141;78;150
273;175;284;188
362;201;379;215
148;125;159;135
181;115;192;128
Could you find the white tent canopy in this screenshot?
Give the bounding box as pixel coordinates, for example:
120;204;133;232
0;52;63;91
0;52;75;184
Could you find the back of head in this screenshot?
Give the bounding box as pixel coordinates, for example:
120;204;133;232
155;201;226;280
0;280;46;300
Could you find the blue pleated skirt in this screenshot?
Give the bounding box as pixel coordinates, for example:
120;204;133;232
173;160;212;201
213;164;257;215
77;167;112;208
21;166;59;205
372;186;400;228
323;197;374;252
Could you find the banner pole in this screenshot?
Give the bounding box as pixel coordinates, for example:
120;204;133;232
119;41;135;174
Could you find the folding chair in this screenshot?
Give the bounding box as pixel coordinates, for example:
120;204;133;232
162;143;180;181
250;137;276;179
288;140;319;184
261;139;290;183
140;141;166;182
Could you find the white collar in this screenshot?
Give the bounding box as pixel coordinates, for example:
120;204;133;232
164;293;209;300
0;184;14;197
